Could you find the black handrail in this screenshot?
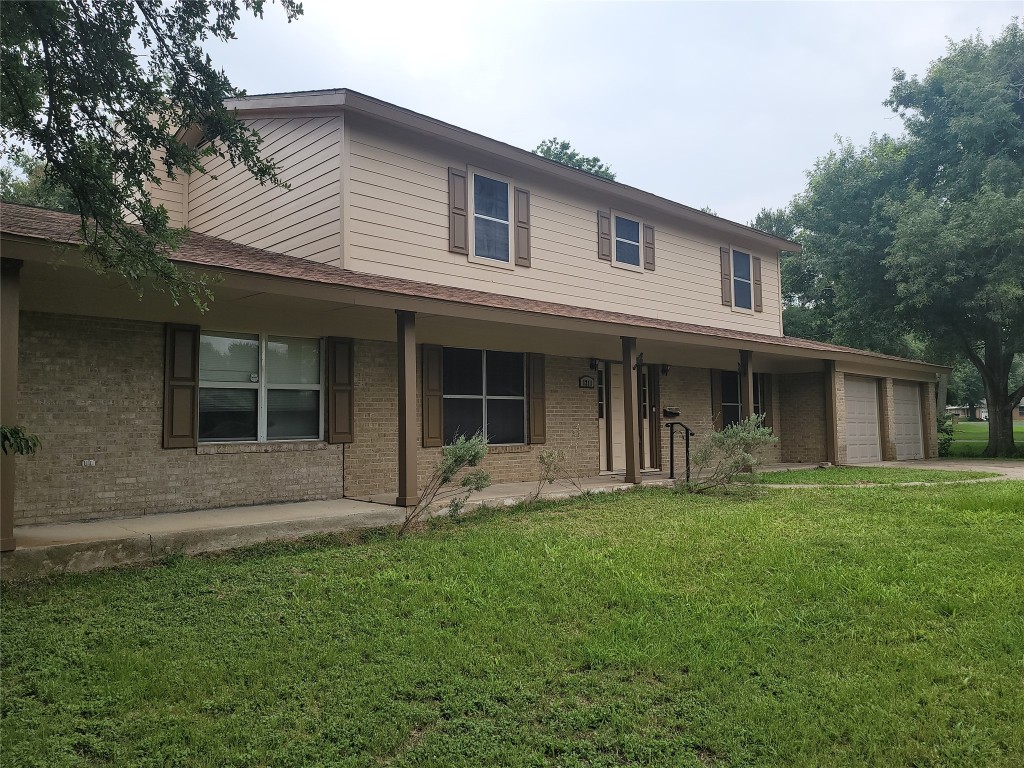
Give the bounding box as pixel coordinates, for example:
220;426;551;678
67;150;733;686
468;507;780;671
665;422;694;483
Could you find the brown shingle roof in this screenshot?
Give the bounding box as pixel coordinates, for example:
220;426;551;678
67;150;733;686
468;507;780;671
0;202;941;369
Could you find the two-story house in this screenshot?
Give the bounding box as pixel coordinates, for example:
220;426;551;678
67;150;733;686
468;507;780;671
0;90;947;551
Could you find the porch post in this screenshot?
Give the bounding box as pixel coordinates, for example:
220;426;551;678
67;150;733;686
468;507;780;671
740;350;755;420
621;336;641;484
395;310;419;507
1;258;23;552
824;360;839;464
878;377;897;461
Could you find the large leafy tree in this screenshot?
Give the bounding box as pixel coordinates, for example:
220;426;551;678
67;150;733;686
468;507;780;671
784;22;1024;456
534;138;616;180
0;0;302;306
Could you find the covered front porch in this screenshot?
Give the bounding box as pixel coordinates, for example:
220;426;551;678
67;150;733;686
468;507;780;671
0;235;942;552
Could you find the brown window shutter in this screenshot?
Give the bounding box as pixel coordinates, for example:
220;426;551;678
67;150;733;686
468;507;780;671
514;187;531;267
163;323;199;448
710;369;724;431
597;210;612;261
643;224;656;271
528;353;546;444
422;345;444;447
720;246;732;306
448;167;469;255
327;337;354;444
761;373;774;430
752;255;764;312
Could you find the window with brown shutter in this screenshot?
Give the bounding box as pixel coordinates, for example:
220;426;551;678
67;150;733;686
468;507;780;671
752;255;764;312
597;210;612;261
448;167;468;255
529;353;546;444
422;345;444;447
719;246;732;306
327;337;354;444
163;323;200;448
514;187;531;267
643;224;656;271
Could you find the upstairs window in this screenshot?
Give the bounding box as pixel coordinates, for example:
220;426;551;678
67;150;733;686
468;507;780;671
732;249;753;309
613;214;642;268
198;332;322;442
442;348;526;445
471;171;512;264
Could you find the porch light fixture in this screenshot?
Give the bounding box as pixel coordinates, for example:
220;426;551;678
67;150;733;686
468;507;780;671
661;365;671;375
589;358;600;371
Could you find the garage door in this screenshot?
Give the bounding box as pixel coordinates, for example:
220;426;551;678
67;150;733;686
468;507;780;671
845;376;881;463
893;381;924;460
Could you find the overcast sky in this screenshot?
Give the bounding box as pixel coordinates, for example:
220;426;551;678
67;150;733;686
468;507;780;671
208;1;1020;225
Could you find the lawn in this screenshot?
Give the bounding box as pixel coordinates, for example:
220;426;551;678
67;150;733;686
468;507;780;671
753;467;998;485
949;421;1024;458
4;484;1024;767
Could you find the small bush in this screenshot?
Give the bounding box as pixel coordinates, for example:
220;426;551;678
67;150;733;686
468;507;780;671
679;415;779;493
937;414;954;457
1;425;40;456
400;433;490;535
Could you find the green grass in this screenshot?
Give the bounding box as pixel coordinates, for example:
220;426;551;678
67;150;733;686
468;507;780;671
951;421;1024;442
948;421;1024;458
4;484;1024;767
753;467;998;485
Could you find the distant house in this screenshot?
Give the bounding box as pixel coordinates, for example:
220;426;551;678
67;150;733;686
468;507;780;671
0;89;948;551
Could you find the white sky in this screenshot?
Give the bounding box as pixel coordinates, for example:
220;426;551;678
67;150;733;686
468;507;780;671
208;0;1021;225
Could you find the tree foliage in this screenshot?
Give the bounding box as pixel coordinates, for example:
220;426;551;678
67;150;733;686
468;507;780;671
0;0;302;307
0;150;77;211
781;22;1024;455
534;138;616;180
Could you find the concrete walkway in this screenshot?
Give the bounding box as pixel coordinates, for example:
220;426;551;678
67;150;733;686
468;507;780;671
0;473;674;580
3;460;1018;581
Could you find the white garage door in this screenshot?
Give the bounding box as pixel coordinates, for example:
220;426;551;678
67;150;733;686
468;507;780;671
845;376;881;463
893;381;924;460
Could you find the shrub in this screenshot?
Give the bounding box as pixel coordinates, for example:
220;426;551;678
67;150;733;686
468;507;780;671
937;414;954;457
679;415;779;493
400;432;490;535
530;424;587;502
1;425;40;456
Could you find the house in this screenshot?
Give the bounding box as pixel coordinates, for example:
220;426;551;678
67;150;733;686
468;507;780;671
0;89;948;551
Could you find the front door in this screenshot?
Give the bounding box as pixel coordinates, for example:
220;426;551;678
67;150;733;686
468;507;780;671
598;362;660;472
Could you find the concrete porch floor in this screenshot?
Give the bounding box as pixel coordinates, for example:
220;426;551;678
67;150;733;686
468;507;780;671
4;459;1018;581
0;472;678;581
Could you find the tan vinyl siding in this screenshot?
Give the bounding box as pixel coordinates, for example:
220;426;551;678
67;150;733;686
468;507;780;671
146;152;186;229
346;119;784;336
187;116;343;264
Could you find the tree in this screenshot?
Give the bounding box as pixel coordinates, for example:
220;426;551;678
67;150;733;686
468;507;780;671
947;359;988;419
0;150;76;211
534;138;616;180
785;22;1024;456
0;0;303;308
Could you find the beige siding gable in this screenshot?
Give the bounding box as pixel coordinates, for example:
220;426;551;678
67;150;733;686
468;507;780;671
187;116;343;264
345;118;784;336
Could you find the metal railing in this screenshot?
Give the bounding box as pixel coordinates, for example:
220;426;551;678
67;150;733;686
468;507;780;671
665;421;694;484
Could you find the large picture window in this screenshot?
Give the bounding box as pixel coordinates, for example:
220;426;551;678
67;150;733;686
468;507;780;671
442;348;526;444
199;332;322;442
720;370;767;428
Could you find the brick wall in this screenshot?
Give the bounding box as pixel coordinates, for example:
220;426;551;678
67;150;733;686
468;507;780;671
15;312;344;525
343;344;601;499
777;372;828;464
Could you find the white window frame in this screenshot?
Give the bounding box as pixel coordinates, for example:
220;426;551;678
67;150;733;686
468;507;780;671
198;332;325;443
442;349;528;446
731;247;754;313
611;210;645;272
467;167;515;270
